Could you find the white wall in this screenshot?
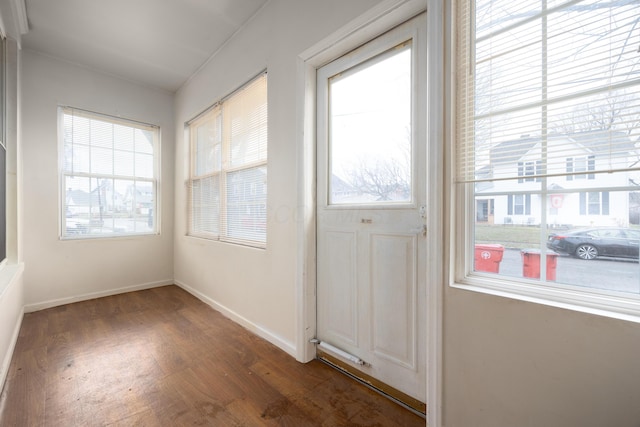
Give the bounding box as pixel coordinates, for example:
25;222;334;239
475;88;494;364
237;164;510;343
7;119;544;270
444;289;640;426
174;0;381;356
20;51;175;308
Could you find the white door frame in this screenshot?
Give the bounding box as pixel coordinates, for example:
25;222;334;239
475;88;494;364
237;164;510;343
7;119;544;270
294;0;444;425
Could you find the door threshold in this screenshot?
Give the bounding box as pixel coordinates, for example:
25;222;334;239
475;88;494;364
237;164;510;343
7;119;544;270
316;349;426;418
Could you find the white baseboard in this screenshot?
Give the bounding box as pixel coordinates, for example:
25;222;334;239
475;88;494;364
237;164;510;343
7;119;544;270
175;280;297;359
23;279;174;313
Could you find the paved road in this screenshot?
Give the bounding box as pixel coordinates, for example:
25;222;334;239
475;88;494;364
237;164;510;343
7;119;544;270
491;248;640;294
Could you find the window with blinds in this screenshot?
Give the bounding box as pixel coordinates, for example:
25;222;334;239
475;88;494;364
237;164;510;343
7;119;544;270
188;72;267;247
456;0;640;316
60;107;159;239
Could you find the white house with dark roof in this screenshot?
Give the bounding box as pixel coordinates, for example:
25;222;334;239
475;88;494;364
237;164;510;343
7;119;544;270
476;131;637;227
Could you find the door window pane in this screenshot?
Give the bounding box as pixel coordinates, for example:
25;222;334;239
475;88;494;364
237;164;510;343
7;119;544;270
328;43;412;205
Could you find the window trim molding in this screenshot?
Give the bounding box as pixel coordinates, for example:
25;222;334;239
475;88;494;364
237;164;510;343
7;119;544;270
58;106;160;240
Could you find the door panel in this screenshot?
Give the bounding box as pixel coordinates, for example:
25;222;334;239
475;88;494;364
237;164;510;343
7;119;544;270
316;14;427;403
370;232;417;369
322;230;358;345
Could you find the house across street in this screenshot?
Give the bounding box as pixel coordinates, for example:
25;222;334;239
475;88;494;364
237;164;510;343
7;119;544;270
475;131;638;229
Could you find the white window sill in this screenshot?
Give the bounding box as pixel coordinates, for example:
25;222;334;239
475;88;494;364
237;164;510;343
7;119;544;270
452;274;640;324
0;262;25;301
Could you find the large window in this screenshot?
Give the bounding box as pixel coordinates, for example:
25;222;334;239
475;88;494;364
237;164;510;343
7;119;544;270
188;72;267;247
60;107;159;238
456;1;640;318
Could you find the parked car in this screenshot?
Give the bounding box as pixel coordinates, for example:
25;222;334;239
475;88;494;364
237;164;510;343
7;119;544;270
547;228;640;260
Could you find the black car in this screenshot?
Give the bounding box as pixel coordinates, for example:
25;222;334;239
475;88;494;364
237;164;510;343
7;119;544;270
547;228;640;260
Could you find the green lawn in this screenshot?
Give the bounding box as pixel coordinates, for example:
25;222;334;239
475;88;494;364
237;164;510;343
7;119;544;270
475;223;640;249
474;224;546;249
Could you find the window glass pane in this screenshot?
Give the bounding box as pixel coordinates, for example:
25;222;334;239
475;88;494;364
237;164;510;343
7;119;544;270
66;142;90;174
94;178;113;232
114;124;134;151
194;112;221;176
547;4;638;98
328;44;411;205
135;153;154;179
474;186;640;296
71;115;91;145
475;21;542;116
475;108;543;181
132;181;154;233
226;166;267;243
65;176;91;235
113;179;154;234
227;77;267;168
114;179;134;218
91;120;113;148
135;129;154;154
475;1;540;40
64;176;116;235
191;176;219;235
91;147;113;175
114;149;134;176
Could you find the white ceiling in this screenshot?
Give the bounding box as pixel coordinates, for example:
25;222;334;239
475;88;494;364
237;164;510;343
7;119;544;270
20;0;268;92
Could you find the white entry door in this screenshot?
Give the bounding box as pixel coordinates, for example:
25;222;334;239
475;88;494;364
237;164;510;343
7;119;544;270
316;14;427;404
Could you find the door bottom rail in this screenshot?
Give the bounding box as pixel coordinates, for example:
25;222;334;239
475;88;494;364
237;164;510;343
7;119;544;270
311;341;426;417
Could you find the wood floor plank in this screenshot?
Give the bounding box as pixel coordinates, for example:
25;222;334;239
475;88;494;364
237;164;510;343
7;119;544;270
0;285;425;426
0;346;47;427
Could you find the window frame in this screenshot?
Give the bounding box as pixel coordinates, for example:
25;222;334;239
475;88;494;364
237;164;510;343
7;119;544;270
452;0;640;322
187;71;268;249
579;191;609;216
566;155;595;181
59;107;160;240
518;160;542;183
507;193;531;216
0;36;6;264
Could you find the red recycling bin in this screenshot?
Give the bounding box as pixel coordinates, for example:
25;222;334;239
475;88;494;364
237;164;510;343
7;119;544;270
521;249;558;281
474;244;505;273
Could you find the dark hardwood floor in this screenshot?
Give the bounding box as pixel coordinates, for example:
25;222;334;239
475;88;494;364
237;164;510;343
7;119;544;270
0;285;424;426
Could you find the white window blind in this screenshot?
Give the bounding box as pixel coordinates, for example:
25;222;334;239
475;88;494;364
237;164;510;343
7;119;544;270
188;72;268;247
60;107;159;238
457;0;640;184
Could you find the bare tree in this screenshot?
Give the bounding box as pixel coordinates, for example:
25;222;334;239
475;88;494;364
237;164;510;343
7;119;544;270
342;131;411;202
475;0;640;143
346;157;410;201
